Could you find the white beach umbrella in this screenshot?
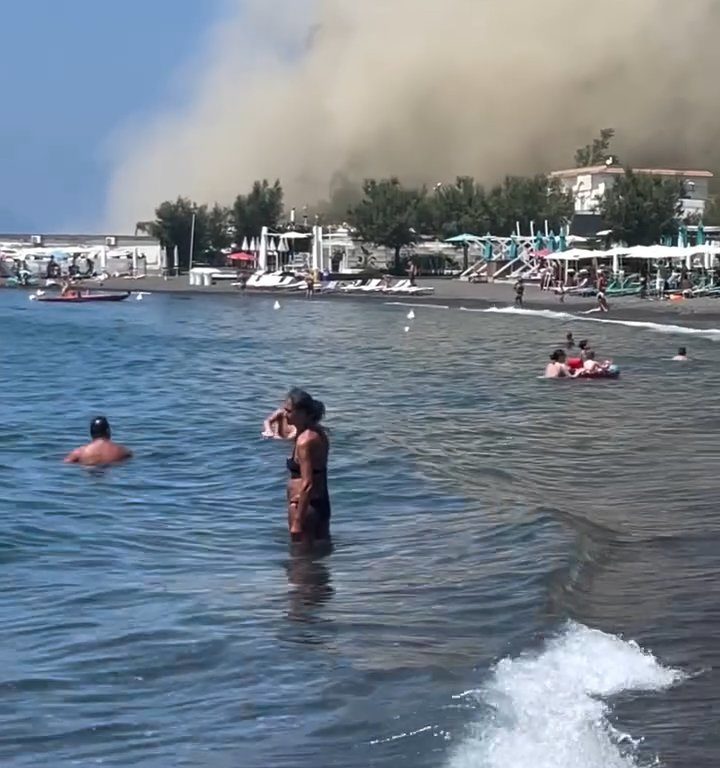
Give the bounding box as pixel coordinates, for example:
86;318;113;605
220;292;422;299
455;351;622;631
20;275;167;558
279;237;289;253
241;237;249;252
250;237;258;252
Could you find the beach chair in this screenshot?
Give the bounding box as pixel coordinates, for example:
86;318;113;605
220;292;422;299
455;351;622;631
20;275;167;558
359;278;383;292
341;280;366;292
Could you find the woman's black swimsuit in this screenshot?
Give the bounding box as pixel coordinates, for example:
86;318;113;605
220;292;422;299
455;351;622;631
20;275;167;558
287;437;331;540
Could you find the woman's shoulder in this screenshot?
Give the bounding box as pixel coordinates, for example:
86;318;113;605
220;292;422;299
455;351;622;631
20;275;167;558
298;426;328;445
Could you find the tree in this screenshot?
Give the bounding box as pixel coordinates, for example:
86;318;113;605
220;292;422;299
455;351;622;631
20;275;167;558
483;175;573;235
574;128;617;167
349;178;426;272
598;169;684;246
231;179;283;242
206;203;232;261
137;197;211;272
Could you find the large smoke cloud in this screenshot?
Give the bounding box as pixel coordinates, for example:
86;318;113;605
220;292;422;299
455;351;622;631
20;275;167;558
103;0;720;229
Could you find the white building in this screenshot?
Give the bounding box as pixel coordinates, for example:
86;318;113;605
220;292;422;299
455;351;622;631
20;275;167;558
549;165;713;218
0;232;164;275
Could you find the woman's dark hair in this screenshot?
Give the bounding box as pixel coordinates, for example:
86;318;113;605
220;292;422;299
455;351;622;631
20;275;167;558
287;388;325;422
579;339;588;349
678;346;686;355
550;348;565;362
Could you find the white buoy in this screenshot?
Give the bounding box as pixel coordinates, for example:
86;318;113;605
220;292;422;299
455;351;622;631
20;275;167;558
273;300;281;310
135;293;143;301
407;309;415;320
29;294;36;301
404;326;410;333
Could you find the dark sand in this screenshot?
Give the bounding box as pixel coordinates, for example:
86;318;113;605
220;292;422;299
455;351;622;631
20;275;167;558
68;275;720;327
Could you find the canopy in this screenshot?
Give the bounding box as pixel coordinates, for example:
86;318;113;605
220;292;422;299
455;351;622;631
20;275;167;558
272;230;311;240
228;252;255;262
445;233;481;244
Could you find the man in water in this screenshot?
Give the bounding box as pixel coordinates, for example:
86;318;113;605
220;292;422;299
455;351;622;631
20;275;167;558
565;332;575;349
672;346;688;361
514;277;524;307
64;417;133;466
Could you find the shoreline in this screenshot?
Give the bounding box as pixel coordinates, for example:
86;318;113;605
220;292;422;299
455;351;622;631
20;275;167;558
8;276;720;327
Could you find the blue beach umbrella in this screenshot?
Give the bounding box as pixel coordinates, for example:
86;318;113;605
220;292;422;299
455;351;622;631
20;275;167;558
509;238;519;259
558;231;567;252
534;232;544;251
484;239;494;260
697;221;705;246
677;225;688;248
444;233;480;244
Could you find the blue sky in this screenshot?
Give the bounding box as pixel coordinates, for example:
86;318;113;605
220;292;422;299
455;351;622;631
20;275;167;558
0;0;226;233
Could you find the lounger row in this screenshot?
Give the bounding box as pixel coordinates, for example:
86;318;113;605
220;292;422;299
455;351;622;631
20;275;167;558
230;274;434;295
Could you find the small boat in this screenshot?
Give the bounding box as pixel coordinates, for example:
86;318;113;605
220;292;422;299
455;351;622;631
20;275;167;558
34;290;131;303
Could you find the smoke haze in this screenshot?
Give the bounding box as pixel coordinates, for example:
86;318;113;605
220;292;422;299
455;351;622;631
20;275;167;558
104;0;720;229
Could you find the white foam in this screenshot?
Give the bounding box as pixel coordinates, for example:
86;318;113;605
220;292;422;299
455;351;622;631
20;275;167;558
469;305;720;340
447;622;683;768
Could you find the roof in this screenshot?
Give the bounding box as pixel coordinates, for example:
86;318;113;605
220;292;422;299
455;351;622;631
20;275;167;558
550;166;713;179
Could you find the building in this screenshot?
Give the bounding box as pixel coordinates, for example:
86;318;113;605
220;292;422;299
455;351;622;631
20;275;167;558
550;165;713;222
0;232;164;275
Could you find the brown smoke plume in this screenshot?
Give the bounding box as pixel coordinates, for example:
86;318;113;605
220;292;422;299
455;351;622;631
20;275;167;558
104;0;720;229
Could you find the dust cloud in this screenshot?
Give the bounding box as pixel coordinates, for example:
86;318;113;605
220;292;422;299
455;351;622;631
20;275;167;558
103;0;720;229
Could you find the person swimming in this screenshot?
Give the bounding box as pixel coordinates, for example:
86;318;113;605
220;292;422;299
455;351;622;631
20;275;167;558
64;416;133;466
579;350;611;376
262;406;297;440
545;349;571;378
672;346;688;361
283;388;331;545
565;332;575;349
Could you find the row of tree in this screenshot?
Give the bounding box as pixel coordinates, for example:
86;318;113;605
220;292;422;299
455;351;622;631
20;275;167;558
137;131;711;271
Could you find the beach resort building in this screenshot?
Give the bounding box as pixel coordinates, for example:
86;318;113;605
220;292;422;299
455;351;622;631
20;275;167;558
550;165;713;237
0;232;164;276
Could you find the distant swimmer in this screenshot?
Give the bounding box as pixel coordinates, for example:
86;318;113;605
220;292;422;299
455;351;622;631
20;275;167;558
672;346;688;361
283;388;331;545
545;349;571;378
565;332;575;349
64;416;133;466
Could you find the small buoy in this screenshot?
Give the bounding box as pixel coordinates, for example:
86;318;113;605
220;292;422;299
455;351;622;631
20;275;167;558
135;293;143;301
407;309;415;320
29;295;36;301
273;300;281;310
404;326;410;333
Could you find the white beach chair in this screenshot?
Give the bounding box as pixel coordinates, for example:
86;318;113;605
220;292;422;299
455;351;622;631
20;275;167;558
359;278;383;292
341;280;366;292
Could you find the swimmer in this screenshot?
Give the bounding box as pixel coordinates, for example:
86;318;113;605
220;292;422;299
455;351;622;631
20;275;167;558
545;349;571;378
284;388;331;545
64;416;133;466
262;406;297;440
579;350;610;376
672;346;688;361
565;332;575;349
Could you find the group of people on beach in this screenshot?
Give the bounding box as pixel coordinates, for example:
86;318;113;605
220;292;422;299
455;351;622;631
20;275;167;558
65;388;332;548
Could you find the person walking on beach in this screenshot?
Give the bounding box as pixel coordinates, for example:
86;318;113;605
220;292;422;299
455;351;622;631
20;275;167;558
64;416;133;466
514;276;524;307
283;389;331;546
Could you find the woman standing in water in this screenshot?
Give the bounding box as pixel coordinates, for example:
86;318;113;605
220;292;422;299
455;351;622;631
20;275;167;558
282;389;331;545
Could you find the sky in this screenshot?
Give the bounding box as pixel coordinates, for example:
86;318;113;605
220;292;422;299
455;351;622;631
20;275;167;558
0;0;226;233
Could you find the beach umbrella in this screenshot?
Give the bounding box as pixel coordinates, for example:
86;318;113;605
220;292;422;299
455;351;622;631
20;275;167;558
509;238;519;259
444;233;480;244
279;237;289;253
558;231;567;251
534;232;544;252
677;225;688;248
483;239;494;260
241;236;249;252
249;237;257;252
697;221;705;246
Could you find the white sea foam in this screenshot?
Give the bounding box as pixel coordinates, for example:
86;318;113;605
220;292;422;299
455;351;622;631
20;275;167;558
447;622;684;768
468;305;720;340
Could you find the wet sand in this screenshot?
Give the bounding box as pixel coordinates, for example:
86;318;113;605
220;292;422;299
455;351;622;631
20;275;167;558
73;275;720;327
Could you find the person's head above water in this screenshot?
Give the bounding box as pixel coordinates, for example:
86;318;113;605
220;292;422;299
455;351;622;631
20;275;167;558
579;339;588;350
284;388;325;429
90;416;111;440
678;346;687;356
566;332;574;341
550;349;566;362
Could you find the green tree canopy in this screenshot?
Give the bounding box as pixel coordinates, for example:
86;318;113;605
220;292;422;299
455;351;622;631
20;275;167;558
598;169;684;246
574;128;617;167
231;179;283;242
349;178;426;271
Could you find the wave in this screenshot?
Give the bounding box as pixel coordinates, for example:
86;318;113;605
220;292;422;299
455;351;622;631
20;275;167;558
465;305;720;339
447;622;684;768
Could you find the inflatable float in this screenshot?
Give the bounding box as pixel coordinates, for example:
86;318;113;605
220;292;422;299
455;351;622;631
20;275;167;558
566;358;620;379
33;291;130;303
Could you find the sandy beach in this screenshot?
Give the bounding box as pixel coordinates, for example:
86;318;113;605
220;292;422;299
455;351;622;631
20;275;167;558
66;275;720;327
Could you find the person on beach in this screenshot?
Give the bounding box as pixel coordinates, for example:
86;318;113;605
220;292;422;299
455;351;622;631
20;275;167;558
64;416;133;466
283;388;331;545
545;349;571;378
514;277;524;307
304;273;315;299
672;346;688;361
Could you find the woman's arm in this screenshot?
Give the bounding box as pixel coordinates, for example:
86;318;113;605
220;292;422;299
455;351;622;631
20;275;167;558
291;437;316;533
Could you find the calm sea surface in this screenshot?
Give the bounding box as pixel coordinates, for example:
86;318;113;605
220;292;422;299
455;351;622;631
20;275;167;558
2;288;720;767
